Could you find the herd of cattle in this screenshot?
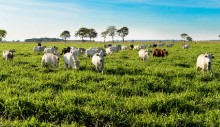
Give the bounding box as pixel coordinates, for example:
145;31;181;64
1;43;214;75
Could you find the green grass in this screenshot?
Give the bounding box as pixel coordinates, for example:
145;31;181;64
0;42;219;126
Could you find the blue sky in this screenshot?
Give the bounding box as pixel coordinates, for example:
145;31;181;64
0;0;220;41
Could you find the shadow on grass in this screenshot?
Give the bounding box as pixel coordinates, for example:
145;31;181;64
175;63;191;68
40;68;58;73
0;74;9;81
106;67;144;75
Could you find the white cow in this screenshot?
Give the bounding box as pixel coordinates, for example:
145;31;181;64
92;50;105;74
106;47;113;55
196;53;214;75
70;47;85;56
182;44;190;49
41;53;60;68
110;45;121;52
85;48;97;57
157;43;165;47
166;44;174;47
121;45;128;50
133;45;142;50
64;52;80;69
44;46;58;54
133;45;146;51
2;50;15;61
138;49;151;60
33;46;46;53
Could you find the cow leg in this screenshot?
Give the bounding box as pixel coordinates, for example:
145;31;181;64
210;69;213;76
95;66;99;72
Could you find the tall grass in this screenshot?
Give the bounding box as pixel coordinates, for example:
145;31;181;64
0;42;219;126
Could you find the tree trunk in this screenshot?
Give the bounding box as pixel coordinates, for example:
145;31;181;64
112;36;114;42
122;37;124;42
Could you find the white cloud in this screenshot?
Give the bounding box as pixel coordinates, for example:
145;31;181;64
113;0;220;8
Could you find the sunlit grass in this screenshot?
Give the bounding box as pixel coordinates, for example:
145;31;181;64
0;42;219;126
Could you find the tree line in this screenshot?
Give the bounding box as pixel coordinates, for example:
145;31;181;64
60;26;129;42
1;28;220;43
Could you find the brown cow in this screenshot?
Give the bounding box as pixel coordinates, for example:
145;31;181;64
153;49;168;57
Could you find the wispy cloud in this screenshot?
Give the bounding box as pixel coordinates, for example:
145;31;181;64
109;0;220;8
0;0;83;15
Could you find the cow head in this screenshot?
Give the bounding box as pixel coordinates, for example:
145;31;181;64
96;53;104;63
205;53;214;59
145;49;151;55
204;53;214;70
163;49;169;56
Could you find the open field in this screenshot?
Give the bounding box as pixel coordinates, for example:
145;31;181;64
0;42;220;126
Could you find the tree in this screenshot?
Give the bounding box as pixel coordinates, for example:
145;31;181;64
75;27;89;42
60;30;71;43
106;26;116;42
117;27;129;42
101;31;108;42
181;33;188;45
0;29;7;42
181;33;188;41
88;28;98;42
186;36;192;42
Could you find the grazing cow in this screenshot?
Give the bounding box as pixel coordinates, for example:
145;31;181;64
196;53;214;75
41;53;60;68
64;52;80;69
106;47;113;55
112;45;121;52
2;49;15;61
157;43;165;47
133;45;146;51
182;44;190;49
33;46;46;53
150;44;157;48
92;50;105;74
141;44;147;49
95;47;105;53
133;45;142;50
44;46;58;54
153;49;168;57
104;44;112;48
78;48;86;54
61;47;71;55
70;49;78;57
138;49;151;60
85;48;97;57
115;45;122;50
106;45;120;55
130;44;134;50
121;45;128;50
167;43;174;47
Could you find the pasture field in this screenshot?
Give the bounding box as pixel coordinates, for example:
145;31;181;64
0;42;219;126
